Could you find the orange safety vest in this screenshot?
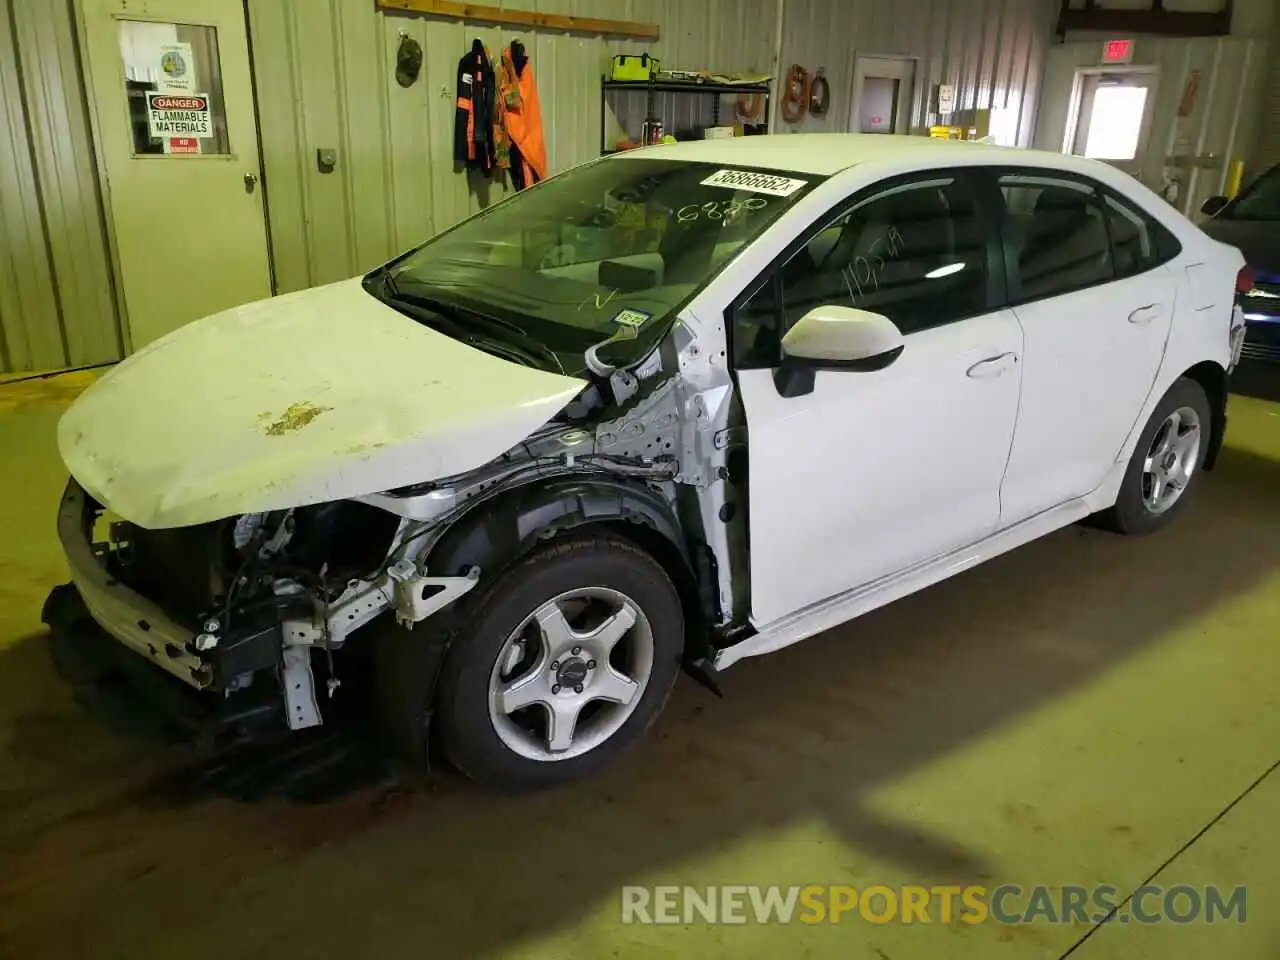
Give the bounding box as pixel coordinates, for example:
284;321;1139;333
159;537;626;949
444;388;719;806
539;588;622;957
499;47;547;184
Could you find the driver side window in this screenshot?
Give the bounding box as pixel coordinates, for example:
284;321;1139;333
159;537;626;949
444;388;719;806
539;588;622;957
734;175;989;369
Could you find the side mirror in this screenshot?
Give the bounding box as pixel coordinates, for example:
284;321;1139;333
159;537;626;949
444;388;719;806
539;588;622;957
774;305;905;398
1200;195;1228;217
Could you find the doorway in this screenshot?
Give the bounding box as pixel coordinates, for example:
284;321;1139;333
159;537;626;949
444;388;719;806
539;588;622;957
1065;69;1158;182
851;56;916;134
77;0;272;350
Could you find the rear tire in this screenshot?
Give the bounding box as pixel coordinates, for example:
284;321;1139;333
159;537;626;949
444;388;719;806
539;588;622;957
1095;377;1211;535
427;535;683;790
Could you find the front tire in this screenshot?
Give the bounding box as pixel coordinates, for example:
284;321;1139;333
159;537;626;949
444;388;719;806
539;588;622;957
434;535;684;790
1096;377;1211;535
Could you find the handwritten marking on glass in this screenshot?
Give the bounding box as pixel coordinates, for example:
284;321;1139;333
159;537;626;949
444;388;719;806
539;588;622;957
675;196;768;224
580;289;621;312
840;225;905;300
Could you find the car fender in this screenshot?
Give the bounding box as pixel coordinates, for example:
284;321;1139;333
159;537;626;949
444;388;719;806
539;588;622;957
425;476;680;572
423;477;703;638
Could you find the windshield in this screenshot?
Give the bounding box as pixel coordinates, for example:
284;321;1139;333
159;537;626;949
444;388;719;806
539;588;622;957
1227;165;1280;221
379;158;822;374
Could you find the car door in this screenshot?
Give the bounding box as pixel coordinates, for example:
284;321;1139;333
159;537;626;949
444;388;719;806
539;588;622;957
733;171;1024;627
995;171;1178;526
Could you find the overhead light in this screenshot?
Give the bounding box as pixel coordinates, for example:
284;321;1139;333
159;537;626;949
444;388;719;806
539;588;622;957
925;262;965;279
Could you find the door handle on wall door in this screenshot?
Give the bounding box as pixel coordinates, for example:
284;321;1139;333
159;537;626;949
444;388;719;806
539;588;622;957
244;172;259;193
966;352;1018;379
1127;303;1162;324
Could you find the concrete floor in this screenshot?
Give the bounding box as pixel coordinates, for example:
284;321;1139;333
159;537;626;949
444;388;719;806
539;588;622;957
1;367;1278;959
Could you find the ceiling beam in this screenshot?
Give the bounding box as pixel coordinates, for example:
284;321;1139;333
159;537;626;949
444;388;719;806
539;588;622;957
375;0;660;41
1056;0;1232;38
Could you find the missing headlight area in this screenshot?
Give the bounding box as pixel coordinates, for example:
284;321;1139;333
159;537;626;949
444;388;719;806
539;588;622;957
106;501;402;630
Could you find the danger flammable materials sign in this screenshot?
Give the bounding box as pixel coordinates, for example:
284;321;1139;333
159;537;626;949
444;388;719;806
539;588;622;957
146;92;211;139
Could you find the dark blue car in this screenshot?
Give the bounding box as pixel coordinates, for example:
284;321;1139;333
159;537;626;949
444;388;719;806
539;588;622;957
1200;163;1280;363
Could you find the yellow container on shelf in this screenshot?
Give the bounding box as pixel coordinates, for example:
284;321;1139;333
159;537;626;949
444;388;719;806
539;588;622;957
610;54;659;81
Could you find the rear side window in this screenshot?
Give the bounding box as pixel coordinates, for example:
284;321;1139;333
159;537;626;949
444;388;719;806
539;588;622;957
1103;192;1181;277
1000;175;1113;302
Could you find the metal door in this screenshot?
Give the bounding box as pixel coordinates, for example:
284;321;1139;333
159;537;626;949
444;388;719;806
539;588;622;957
1070;71;1158;182
78;0;272;349
851;56;916;135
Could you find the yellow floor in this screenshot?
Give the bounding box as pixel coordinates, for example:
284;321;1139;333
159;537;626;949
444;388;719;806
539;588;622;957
1;371;1278;959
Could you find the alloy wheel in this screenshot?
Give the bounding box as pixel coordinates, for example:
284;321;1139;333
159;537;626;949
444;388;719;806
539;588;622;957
1141;405;1202;515
487;587;654;761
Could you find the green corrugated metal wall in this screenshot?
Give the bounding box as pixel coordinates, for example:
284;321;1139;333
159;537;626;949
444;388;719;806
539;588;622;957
0;0;120;375
245;0;785;295
0;0;1061;372
247;0;1062;296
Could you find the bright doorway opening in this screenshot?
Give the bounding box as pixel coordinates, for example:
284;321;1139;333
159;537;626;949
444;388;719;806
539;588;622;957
1065;69;1157;180
1081;84;1149;159
851;56;916;135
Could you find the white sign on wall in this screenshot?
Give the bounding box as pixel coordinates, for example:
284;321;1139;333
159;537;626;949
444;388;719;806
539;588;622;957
157;41;195;92
937;83;956;114
146;92;212;139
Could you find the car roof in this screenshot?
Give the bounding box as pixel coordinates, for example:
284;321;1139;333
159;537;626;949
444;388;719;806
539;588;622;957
614;133;1105;178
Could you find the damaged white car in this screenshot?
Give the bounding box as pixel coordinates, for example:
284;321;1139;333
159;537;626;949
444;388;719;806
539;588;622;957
45;136;1247;789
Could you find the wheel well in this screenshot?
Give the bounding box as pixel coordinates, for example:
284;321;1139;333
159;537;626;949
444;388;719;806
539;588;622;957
1181;361;1227;471
423;477;707;658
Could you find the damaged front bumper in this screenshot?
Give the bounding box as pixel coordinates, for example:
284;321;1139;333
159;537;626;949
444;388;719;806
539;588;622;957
44;481;287;740
45;478;484;739
53;480;219;689
42;582;284;742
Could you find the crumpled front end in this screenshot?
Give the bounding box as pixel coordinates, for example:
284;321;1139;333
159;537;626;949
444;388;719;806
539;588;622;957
43;473;484;737
43;480;287;742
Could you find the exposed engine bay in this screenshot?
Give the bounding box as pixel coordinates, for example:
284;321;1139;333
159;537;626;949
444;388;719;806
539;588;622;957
63;311;751;739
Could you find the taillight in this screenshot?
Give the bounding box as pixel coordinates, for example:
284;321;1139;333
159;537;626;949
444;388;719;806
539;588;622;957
1236;264;1255;295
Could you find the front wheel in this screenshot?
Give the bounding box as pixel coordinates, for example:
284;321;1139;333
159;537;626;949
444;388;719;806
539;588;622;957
1096;377;1212;535
434;535;684;790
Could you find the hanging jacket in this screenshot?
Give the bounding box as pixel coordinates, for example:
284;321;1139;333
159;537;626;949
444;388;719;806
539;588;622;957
498;43;547;187
492;53;512;173
455;40;496;173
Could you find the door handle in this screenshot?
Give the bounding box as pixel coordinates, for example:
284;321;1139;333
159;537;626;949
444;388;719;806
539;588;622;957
244;172;259;193
966;352;1018;379
1127;303;1162;324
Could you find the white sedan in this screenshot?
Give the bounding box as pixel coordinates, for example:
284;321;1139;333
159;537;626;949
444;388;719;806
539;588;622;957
47;135;1247;790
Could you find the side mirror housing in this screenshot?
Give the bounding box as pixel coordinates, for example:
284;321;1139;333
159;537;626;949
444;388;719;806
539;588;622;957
1200;195;1228;217
774;305;904;397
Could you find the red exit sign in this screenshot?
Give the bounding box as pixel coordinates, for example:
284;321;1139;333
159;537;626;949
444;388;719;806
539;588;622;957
1102;38;1134;64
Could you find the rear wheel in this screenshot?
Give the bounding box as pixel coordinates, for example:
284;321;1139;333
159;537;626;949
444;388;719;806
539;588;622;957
432;535;684;790
1096;377;1211;535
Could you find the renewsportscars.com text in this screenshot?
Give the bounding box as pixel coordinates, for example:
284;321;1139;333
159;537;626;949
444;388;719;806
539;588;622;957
620;884;1247;926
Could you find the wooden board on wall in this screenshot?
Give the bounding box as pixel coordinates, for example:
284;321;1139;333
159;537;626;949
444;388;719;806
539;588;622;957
375;0;660;40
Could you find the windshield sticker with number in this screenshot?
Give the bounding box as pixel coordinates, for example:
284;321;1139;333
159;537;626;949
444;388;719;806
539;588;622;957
613;308;652;329
700;169;808;197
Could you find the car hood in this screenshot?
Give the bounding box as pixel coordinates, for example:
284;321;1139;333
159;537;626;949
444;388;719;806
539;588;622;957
58;278;586;529
1200;218;1280;275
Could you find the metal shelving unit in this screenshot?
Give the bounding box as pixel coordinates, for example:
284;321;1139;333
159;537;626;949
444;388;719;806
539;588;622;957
599;77;772;155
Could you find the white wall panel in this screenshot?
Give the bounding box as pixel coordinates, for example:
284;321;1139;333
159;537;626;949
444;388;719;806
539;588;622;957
1035;36;1267;215
776;0;1056;145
